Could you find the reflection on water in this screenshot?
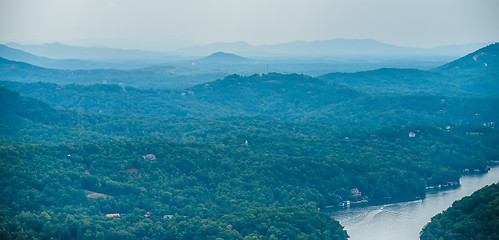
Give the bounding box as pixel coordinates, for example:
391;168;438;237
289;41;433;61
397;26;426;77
329;167;499;240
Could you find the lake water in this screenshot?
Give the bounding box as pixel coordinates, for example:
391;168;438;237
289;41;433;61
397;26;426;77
329;167;499;240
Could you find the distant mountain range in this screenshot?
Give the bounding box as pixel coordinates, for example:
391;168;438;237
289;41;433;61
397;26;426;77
0;42;497;134
4;39;488;60
172;39;487;58
0;44;108;70
4;42;171;60
1;42;498;96
0;43;449;75
0;44;188;70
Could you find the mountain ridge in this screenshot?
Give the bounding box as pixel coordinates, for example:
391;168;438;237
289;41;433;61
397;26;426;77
0;44;120;70
173;39;487;58
7;39;486;59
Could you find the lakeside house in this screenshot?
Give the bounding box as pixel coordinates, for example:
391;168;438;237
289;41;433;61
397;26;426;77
351;188;362;198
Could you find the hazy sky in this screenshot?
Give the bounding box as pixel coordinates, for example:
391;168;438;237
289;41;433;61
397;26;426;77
1;0;498;49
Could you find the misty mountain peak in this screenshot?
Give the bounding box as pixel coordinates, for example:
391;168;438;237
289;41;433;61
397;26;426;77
196;51;252;64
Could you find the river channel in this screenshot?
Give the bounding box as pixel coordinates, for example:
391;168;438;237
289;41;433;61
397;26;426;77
329;167;499;240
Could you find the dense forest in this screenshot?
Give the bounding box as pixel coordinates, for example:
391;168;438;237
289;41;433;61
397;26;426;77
420;182;499;240
0;43;498;239
0;96;496;239
1;74;498;126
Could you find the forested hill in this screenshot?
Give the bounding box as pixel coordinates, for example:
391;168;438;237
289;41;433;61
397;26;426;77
0;73;360;120
2;72;497;126
319;42;499;97
0;86;74;126
185;73;359;112
434;42;499;75
420;182;499;240
318;68;445;95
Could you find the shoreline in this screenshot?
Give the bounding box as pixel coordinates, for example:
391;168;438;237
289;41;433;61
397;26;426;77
326;167;499;240
323;170;494;212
